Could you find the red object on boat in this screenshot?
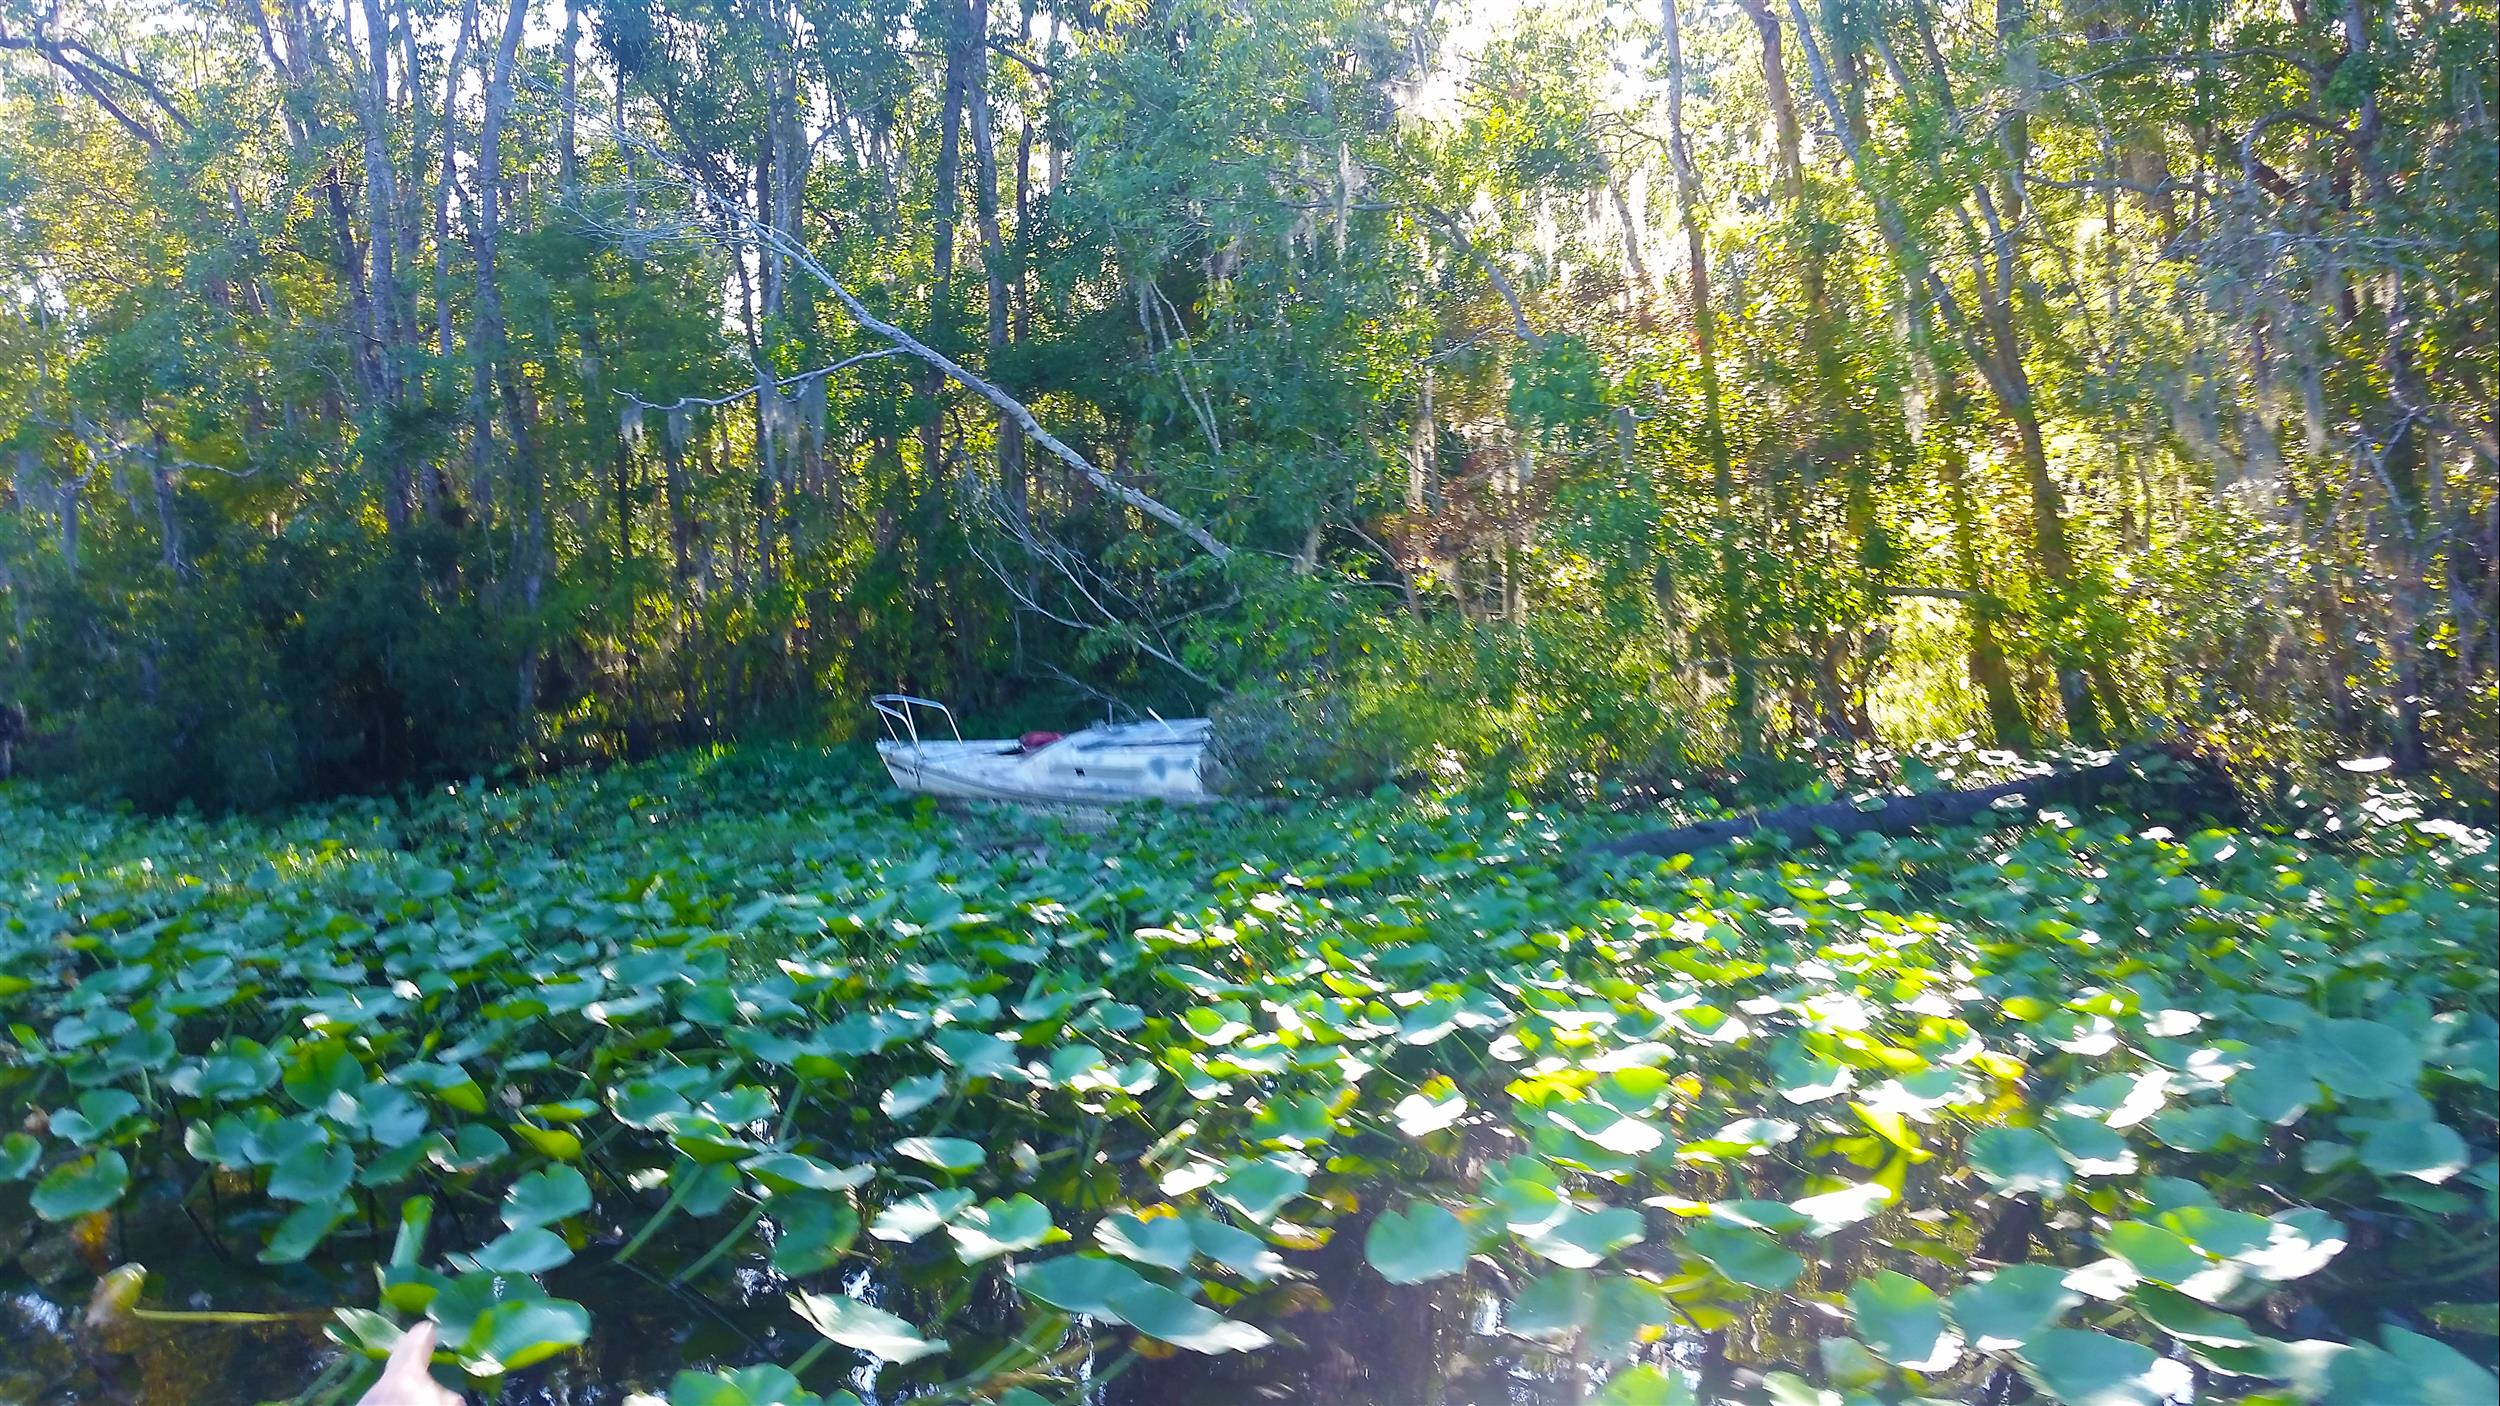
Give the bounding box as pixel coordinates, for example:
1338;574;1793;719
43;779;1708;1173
1018;730;1064;752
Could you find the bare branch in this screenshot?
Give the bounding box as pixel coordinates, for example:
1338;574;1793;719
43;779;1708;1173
619;348;902;413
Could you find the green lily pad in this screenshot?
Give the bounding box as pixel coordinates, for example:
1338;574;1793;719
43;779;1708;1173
0;1133;37;1181
267;1143;355;1203
503;1165;592;1230
1504;1269;1593;1339
772;1193;860;1276
2358;1116;2471;1183
893;1135;985;1173
1098;1213;1195;1271
870;1188;975;1243
1211;1159;1307;1223
948;1194;1058;1262
789;1291;948;1364
2305;1019;2421;1101
1948;1263;2080;1349
880;1074;948;1119
744;1151;874;1195
2018;1329;2190;1406
261;1200;351;1264
1393;1086;1467;1136
1527;1205;1647;1269
1681;1221;1801;1291
1968;1126;2071;1197
1014;1253;1150;1317
1364;1202;1470;1284
1103;1279;1273;1353
31;1151;128;1222
2127;1284;2261;1348
462;1227;576;1275
462;1295;594;1374
1849;1271;1960;1371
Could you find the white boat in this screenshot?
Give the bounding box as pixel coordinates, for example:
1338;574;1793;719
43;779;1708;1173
872;695;1216;807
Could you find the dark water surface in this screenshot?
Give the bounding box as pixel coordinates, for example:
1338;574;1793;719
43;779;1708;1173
1;1212;1678;1406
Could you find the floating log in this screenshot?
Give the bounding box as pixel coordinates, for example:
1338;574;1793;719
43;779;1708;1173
1593;743;2240;862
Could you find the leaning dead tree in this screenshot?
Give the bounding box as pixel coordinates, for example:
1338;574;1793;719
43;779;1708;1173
1592;744;2241;862
566;90;1235;567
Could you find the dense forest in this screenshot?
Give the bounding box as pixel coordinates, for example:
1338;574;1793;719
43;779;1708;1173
0;0;2490;809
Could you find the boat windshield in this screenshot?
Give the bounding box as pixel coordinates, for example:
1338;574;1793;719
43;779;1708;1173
1070;719;1212;748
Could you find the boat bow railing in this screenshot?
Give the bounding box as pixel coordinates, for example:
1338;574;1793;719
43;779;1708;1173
871;694;964;754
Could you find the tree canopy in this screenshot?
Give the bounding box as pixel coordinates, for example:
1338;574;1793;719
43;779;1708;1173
0;0;2491;807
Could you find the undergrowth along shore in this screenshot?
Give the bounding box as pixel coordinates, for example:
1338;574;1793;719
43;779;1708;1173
2;741;2495;1404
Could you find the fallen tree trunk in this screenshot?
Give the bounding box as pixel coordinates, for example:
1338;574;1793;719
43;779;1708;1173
1592;744;2240;862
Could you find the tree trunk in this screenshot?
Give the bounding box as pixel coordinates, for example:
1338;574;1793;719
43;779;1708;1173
1665;0;1757;751
474;0;541;727
1791;0;2109;744
921;0;971;483
966;0;1022;523
1593;745;2236;862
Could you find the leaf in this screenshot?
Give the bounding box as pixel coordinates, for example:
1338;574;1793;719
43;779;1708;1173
509;1122;585;1161
1211;1159;1306;1223
31;1151;128;1222
789;1291;948;1364
503;1165;592;1230
462;1296;593;1374
1393;1086;1466;1136
667;1365;831;1406
1526;1205;1647;1269
948;1194;1058;1263
1550;1101;1667;1156
1967;1126;2070;1197
2373;1326;2500;1402
1680;1221;1802;1291
1789;1182;1892;1236
1184;1216;1286;1283
2103;1221;2228;1300
1364;1202;1471;1284
1849;1271;1961;1371
267;1143;355;1203
2358;1117;2471;1183
260;1200;351;1264
1014;1254;1150;1318
1949;1264;2080;1350
2227;1052;2314;1125
880;1074;948;1119
893;1135;985;1173
2017;1329;2192;1406
1504;1270;1594;1339
462;1227;575;1275
870;1188;975;1243
1098;1212;1195;1270
2045;1114;2139;1176
2127;1285;2260;1348
2425;1303;2500;1337
772;1193;860;1276
744;1151;874;1195
2304;1019;2421;1101
0;1132;39;1181
1103;1279;1273;1353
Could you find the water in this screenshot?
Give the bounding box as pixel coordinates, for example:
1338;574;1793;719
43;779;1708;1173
0;1226;1680;1406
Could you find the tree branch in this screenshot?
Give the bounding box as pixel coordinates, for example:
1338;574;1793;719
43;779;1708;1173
567;91;1236;565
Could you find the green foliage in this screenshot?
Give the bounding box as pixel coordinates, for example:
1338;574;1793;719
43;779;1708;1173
1;746;2493;1400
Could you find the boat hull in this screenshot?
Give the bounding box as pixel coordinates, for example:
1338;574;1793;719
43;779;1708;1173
877;730;1214;807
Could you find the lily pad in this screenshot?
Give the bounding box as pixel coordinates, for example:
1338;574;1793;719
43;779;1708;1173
789;1291;948;1364
30;1151;128;1222
1364;1202;1471;1284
